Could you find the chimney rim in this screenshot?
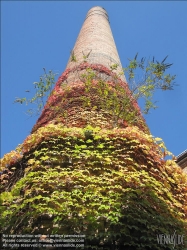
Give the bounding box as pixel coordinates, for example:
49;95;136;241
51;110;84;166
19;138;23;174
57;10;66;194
86;6;109;22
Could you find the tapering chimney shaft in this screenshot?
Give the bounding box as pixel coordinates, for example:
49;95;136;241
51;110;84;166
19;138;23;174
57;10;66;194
66;6;126;81
31;6;148;133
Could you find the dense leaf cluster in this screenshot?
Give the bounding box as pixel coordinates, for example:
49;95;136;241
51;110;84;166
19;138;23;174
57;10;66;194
2;54;184;250
1;125;186;249
30;63;148;133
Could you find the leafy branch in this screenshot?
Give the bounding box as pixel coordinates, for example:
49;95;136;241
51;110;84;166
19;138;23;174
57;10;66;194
14;53;176;123
14;68;58;116
123;54;176;114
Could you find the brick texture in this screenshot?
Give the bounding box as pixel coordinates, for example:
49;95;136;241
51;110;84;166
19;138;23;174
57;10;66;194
176;150;187;173
66;6;126;81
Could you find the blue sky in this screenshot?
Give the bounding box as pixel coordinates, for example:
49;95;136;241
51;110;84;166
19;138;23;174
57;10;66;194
1;1;187;158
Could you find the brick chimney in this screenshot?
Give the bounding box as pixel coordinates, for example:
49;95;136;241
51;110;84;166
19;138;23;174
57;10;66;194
3;8;185;242
31;6;148;133
66;6;126;82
